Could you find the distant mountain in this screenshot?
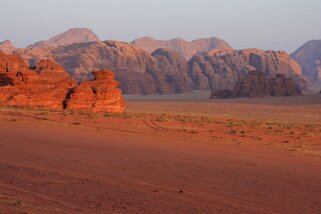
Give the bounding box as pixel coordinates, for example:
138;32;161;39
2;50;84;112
15;41;193;95
12;28;305;95
188;48;306;91
0;40;16;54
28;28;100;48
291;40;321;81
131;37;232;60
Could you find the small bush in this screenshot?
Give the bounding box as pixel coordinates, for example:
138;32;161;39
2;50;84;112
228;130;237;134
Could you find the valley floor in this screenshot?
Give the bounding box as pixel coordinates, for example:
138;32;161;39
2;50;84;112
0;94;321;213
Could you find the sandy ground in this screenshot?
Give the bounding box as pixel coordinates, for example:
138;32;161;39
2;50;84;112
0;93;321;213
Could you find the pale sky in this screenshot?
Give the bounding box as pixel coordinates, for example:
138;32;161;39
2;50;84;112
1;0;320;52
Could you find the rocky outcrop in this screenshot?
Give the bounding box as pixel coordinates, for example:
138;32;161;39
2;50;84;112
210;70;302;98
66;71;125;113
0;51;76;109
189;49;306;91
0;40;16;54
28;28;100;48
291;40;321;81
0;51;124;113
131;37;232;60
14;40;193;95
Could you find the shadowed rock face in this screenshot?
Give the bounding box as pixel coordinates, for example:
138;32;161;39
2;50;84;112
189;49;306;91
291;40;321;81
14;41;193;95
0;51;124;113
131;37;232;60
0;40;16;54
210;70;302;98
28;28;100;48
66;71;125;113
152;48;193;93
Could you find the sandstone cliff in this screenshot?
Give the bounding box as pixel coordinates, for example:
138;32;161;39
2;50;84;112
66;71;125;113
0;51;76;110
131;37;232;60
291;40;321;81
14;41;193;95
0;51;124;113
189;49;306;91
0;40;16;54
211;70;302;98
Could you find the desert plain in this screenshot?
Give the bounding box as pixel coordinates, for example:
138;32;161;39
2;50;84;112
0;91;321;214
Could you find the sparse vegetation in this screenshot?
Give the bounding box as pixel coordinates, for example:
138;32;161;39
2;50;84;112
229;129;237;134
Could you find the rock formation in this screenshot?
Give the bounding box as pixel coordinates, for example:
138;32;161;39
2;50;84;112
28;28;100;48
189;48;306;91
14;40;194;95
0;51;76;110
210;70;302;98
0;51;124;113
131;37;232;60
291;40;321;81
66;71;125;113
10;28;307;95
0;40;16;54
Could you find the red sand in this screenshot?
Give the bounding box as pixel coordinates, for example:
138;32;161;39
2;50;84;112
0;98;321;213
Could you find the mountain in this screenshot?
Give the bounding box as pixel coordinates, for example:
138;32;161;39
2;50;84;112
12;28;305;95
131;37;232;60
15;41;193;95
29;28;100;48
188;48;306;91
0;40;16;54
291;40;321;81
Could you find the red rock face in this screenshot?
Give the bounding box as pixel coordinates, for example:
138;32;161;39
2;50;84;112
0;51;77;110
0;51;125;113
66;71;125;113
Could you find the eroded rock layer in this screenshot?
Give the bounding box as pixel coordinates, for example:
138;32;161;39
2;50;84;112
66;71;125;113
0;51;76;109
210;70;302;98
0;51;124;112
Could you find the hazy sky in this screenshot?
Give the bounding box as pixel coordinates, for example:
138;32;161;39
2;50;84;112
1;0;320;52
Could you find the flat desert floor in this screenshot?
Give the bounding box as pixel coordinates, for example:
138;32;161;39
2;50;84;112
1;92;321;213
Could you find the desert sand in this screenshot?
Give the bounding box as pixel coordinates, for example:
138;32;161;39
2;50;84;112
1;92;321;213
